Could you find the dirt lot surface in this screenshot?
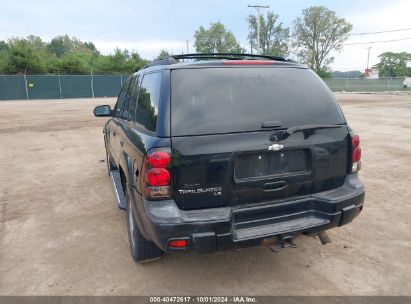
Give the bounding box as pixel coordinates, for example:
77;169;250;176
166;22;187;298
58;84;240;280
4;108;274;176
1;94;410;295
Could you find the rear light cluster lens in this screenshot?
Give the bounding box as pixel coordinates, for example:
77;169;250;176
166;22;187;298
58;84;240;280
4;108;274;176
168;239;188;249
147;151;171;168
146;168;170;186
353;146;361;162
351;133;362;173
142;148;172;199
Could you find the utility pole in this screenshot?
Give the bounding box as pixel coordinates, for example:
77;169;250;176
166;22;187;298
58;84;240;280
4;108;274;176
186;40;189;54
366;46;372;70
248;4;269;55
365;46;372;78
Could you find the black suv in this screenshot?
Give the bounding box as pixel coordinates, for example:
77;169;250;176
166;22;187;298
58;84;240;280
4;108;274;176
94;53;365;263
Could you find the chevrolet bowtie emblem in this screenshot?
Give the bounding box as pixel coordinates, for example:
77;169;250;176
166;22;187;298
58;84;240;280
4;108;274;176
268;144;284;151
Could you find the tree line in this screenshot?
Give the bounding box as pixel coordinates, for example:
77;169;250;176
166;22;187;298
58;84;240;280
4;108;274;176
0;5;410;77
0;35;149;75
194;6;410;78
160;5;353;77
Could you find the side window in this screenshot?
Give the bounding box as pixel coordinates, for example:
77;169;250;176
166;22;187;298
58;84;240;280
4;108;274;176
122;76;137;120
115;78;130;118
135;72;162;132
127;75;140;121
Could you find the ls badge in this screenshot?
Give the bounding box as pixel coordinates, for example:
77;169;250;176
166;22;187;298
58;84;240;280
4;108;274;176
268;143;284;151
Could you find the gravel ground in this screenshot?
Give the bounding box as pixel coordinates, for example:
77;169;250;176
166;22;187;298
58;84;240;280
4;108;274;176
1;94;410;295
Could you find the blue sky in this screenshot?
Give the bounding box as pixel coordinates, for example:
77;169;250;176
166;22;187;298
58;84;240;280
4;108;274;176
0;0;410;71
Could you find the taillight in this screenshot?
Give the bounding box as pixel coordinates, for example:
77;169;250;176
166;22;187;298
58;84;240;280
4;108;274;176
351;133;361;173
168;239;188;249
147;151;171;168
141;148;172;200
146;168;170;186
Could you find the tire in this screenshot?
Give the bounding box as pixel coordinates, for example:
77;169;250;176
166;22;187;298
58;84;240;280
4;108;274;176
126;189;164;263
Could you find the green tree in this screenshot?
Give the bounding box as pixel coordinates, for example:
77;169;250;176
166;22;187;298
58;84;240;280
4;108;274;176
0;34;147;75
94;48;148;74
130;51;149;71
5;39;45;74
194;22;245;53
292;6;352;74
94;49;124;74
247;12;289;56
26;35;46;49
0;40;8;52
44;54;61;73
83;41;100;56
48;35;99;58
48;35;76;57
0;41;8;73
58;51;93;74
156;49;172;59
376;52;411;77
26;35;54;70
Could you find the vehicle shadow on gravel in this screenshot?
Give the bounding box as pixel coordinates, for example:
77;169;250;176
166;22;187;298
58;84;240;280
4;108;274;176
126;236;339;295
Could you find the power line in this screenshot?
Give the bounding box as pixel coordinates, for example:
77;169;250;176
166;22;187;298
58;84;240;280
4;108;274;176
351;27;411;36
345;37;411;45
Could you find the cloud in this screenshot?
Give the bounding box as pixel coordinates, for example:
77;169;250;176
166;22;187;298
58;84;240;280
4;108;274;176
331;0;411;71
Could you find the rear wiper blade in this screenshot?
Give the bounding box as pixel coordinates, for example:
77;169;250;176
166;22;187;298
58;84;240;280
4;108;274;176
283;124;343;138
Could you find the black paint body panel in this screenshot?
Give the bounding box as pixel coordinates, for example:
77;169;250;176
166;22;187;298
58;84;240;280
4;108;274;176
99;61;365;253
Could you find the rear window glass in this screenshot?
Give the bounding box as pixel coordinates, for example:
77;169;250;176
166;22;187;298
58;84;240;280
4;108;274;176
171;67;345;136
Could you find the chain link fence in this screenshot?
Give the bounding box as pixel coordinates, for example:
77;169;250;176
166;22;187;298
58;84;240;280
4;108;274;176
0;75;409;101
0;75;129;100
323;77;408;92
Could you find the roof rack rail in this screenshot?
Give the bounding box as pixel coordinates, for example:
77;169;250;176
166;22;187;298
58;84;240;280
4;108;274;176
173;53;287;61
144;53;288;68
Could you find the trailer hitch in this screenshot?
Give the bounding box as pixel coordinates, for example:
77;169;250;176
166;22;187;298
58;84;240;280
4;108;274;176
264;235;297;253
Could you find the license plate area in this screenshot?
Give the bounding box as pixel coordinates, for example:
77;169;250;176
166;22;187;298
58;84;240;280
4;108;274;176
234;149;311;181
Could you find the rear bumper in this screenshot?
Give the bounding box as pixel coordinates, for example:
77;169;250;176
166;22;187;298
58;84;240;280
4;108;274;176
138;174;365;253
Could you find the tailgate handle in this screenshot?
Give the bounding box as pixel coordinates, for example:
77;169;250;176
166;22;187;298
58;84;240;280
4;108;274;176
262;181;287;192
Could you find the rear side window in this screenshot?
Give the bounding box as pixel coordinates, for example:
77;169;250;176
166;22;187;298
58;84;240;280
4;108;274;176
114;78;130;118
121;76;136;120
135;72;162;132
171;67;345;136
127;75;140;121
123;76;139;120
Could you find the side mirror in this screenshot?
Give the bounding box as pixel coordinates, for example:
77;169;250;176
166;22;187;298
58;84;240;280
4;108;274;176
94;105;112;117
